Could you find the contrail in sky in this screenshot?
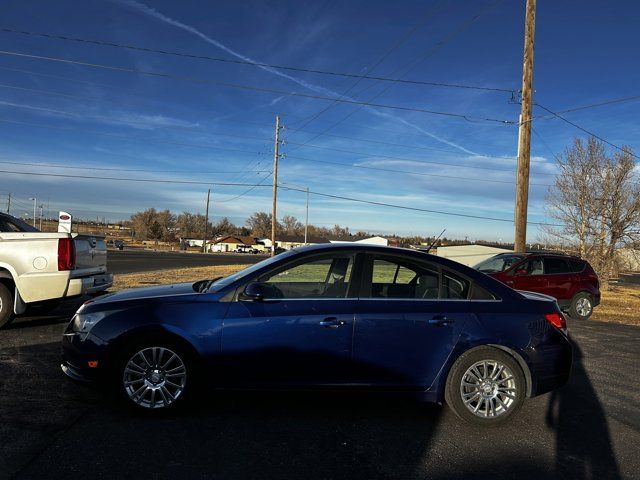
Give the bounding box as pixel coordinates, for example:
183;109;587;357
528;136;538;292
113;0;481;155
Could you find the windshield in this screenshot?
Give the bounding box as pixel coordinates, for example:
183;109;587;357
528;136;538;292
474;254;524;273
208;249;298;291
0;214;39;233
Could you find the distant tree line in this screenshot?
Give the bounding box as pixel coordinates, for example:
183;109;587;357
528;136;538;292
127;209;404;244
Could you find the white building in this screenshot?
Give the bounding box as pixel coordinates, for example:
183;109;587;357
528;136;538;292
435;245;512;267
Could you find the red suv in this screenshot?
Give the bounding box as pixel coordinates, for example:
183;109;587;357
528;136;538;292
474;253;600;320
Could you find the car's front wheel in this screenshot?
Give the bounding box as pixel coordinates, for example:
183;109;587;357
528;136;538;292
445;347;526;425
569;292;593;320
119;342;191;410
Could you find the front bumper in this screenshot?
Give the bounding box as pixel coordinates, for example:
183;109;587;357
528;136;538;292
66;273;113;297
61;330;108;382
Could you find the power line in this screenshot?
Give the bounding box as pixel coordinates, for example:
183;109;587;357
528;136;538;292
0;118;272;156
286;155;553;186
279;185;559;227
287;0;508;152
0;159;270;175
535;103;638;159
285;142;555;172
544;95;640;116
1;168;558;226
0;26;514;94
0;49;514;124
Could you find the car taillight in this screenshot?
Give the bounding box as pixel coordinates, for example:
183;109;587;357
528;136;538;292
544;312;567;331
58;238;76;271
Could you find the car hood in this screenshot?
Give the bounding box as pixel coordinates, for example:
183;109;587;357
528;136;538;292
91;282;198;305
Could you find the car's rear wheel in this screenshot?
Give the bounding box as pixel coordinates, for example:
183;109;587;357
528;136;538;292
569;292;593;320
445;347;526;426
0;282;15;329
118;342;191;410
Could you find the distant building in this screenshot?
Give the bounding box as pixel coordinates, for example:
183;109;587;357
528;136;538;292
330;236;394;246
435;244;512;267
208;235;258;252
276;235;330;250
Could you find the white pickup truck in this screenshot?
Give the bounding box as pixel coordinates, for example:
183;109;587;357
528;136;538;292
0;212;113;328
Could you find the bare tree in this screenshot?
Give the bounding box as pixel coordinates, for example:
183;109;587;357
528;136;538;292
281;215;303;235
545;137;640;281
246;212;280;237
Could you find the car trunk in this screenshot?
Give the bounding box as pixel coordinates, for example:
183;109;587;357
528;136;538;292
72;234;108;277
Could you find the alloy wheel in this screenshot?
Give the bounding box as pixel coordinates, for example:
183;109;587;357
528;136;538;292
460;360;517;418
123;347;187;409
575;297;592;317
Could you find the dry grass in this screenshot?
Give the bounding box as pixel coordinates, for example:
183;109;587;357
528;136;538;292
591;285;640;326
112;265;640;327
112;265;246;291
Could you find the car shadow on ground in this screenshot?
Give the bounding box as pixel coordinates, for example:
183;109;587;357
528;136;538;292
545;342;621;480
0;336;625;479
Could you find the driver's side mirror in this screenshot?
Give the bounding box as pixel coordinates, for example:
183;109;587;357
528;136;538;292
514;269;529;276
240;282;266;301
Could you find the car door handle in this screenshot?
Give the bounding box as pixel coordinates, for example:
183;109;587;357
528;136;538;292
319;317;346;328
429;315;453;326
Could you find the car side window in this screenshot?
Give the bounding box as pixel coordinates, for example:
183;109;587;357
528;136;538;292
513;258;544;276
544;258;570;275
568;259;585;273
470;284;497;300
441;271;471;299
369;258;439;299
258;255;354;299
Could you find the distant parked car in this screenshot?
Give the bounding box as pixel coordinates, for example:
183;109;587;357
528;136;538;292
62;244;571;425
474;252;600;320
113;240;124;250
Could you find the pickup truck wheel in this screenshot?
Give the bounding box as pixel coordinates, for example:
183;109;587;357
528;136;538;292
569;292;593;320
0;283;15;329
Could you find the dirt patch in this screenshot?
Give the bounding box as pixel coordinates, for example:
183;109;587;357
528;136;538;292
591;285;640;326
112;265;247;291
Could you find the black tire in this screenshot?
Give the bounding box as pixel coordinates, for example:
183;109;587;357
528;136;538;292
445;346;526;426
114;336;195;412
569;292;593;320
0;282;15;329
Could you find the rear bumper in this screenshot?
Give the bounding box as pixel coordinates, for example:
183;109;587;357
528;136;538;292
66;273;113;297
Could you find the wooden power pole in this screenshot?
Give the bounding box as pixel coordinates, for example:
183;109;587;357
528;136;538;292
6;193;10;214
271;115;281;256
202;188;210;253
514;0;537;253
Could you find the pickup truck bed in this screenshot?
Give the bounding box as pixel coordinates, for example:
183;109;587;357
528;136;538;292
0;213;113;328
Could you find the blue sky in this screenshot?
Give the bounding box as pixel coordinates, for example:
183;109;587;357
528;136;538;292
0;0;638;241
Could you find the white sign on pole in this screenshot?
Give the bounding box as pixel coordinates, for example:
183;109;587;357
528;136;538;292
58;211;72;233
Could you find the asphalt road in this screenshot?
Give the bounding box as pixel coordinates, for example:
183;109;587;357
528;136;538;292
108;249;267;274
1;303;639;480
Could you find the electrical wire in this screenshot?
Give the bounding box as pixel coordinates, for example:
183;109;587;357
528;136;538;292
0;49;514;124
0;26;514;94
0;168;558;226
535;103;638;159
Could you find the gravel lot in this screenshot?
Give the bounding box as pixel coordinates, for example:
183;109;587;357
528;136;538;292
1;300;638;480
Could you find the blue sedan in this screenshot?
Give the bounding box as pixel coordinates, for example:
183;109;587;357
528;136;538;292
62;244;572;425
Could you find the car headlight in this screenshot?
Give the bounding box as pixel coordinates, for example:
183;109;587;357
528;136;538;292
72;311;107;334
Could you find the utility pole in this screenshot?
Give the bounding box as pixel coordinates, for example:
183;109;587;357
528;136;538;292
514;0;537;253
39;204;43;231
202;188;211;253
29;196;37;228
304;187;309;245
6;193;10;214
271;115;281;256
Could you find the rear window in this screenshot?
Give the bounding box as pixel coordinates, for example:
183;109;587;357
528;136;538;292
474;254;524;273
568;260;586;273
544;257;570;274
